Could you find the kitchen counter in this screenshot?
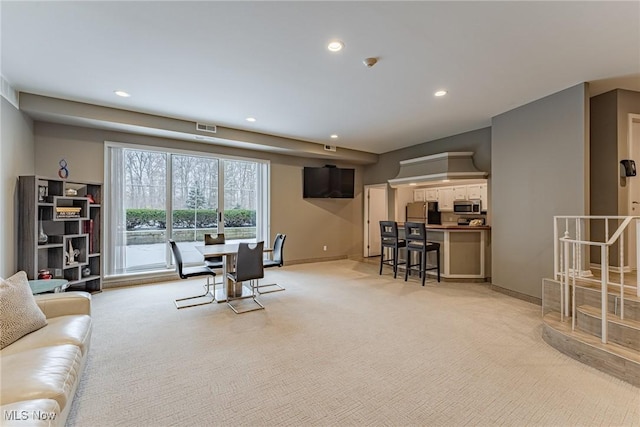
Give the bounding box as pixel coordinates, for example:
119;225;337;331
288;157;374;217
397;223;490;281
398;222;490;230
426;224;491;230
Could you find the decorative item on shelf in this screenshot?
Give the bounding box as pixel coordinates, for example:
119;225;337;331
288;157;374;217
82;267;91;277
38;210;48;244
58;158;69;179
86;194;95;203
67;240;79;265
37;269;52;280
38;185;48;202
65;188;78;196
38;221;48;244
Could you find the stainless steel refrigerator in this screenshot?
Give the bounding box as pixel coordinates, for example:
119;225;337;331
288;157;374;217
406;201;441;224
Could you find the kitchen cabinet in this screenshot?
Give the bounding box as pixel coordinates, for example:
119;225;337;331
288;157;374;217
467;183;488;210
406;182;488;212
425;188;438;201
438;187;455;211
452;186;467;200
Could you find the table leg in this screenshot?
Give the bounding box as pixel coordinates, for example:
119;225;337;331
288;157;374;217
214;254;230;302
214;253;247;302
226;253;245;298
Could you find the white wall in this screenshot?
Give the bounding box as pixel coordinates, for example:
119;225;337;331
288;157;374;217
491;84;588;299
0;97;35;277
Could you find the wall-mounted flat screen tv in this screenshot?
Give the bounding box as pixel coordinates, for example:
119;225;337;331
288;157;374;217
303;166;355;199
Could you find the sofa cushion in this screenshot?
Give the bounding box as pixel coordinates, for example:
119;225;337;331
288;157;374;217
0;344;82;409
0;315;92;357
0;399;60;427
0;271;47;349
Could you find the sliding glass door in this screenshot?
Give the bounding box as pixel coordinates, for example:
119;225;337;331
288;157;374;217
105;143;269;276
224;159;258;241
171;155;220;264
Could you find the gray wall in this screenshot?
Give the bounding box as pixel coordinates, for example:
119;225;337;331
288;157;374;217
589;89;640;264
364;127;491;185
33;122;364;272
363;127;491;219
616;90;640;215
491;83;589;299
590;90;618;217
1;97;35;277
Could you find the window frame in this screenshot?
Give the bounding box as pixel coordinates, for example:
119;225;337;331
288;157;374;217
103;141;270;278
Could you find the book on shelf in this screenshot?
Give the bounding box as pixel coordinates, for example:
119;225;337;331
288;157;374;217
56;206;82;219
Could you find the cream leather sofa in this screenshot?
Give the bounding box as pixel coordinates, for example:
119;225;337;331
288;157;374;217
1;292;92;427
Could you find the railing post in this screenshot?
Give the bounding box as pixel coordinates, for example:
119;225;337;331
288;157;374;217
601;244;609;344
620;232;625;320
572;242;577;331
553;218;559;280
576;219;581;276
564;233;570;319
637;219;640;298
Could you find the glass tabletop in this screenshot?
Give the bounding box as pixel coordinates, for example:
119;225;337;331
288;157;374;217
28;279;70;294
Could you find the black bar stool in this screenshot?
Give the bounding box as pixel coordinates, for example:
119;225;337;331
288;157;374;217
379;221;406;278
404;222;440;285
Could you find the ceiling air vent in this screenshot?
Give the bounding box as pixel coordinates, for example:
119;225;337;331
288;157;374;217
324;145;337;152
196;123;217;133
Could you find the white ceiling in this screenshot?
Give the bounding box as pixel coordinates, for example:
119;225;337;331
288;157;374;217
2;1;639;155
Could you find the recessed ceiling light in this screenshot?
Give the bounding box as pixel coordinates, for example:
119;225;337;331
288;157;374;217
409;183;417;186
246;117;256;122
330;134;338;139
114;90;130;98
327;40;344;52
434;90;448;97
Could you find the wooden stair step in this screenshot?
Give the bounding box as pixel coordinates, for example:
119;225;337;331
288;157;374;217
578;305;640;329
576;278;640;302
577;305;640;351
544;311;640;363
574;278;640;301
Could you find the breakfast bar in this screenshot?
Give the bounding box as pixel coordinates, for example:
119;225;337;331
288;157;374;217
398;224;490;281
425;224;490;280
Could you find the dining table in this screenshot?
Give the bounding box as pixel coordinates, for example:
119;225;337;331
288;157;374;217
195;242;271;302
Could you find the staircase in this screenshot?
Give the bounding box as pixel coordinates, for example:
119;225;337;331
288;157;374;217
542;217;640;387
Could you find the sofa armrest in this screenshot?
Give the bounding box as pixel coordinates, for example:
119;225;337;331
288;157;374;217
35;291;91;318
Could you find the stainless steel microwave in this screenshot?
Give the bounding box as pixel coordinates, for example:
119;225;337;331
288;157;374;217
453;199;481;214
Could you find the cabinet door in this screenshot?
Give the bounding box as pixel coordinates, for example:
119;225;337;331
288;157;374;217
413;189;425;202
425;188;438;201
453;186;467;200
438;187;454;211
467;184;488;210
479;183;488;211
467;184;482;200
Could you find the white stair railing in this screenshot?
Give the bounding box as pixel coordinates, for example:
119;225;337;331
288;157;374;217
554;216;640;344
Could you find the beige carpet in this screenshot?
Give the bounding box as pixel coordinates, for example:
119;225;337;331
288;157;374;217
68;260;639;426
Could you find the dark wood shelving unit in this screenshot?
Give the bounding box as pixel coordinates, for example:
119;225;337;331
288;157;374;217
19;175;103;293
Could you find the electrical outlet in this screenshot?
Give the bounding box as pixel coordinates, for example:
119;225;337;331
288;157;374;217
323;245;327;251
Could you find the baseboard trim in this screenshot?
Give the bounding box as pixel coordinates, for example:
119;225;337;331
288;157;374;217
490;283;542;306
284;255;348;266
590;263;633;274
